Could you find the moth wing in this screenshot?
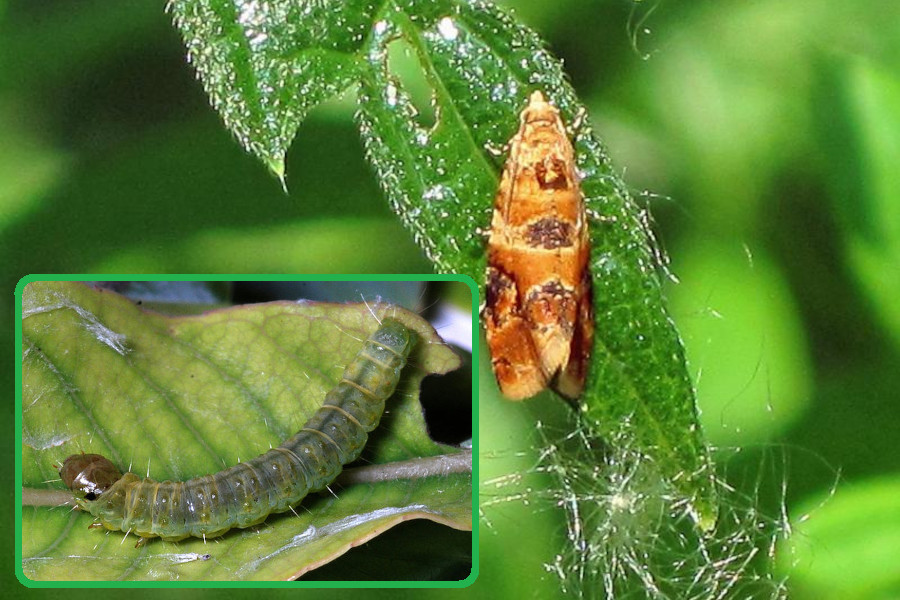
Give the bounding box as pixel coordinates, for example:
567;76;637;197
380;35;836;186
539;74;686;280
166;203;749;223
485;267;549;400
522;279;579;378
550;272;593;399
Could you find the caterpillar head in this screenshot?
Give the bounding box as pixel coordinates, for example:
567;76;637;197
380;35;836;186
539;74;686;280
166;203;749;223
59;454;122;506
374;318;415;355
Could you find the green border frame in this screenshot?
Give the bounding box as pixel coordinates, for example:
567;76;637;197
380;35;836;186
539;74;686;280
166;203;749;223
14;273;479;589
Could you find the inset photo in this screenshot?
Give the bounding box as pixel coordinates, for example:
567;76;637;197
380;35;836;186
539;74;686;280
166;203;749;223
17;277;475;586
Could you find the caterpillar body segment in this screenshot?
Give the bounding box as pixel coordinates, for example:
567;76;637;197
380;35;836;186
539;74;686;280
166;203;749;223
59;318;414;544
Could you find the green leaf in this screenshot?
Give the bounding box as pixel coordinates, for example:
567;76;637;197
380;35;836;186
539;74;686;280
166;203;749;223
782;476;900;598
168;0;377;177
820;57;900;349
20;281;470;582
89;217;431;275
357;0;716;525
0;1;163;93
0;105;69;237
668;239;813;447
169;0;714;526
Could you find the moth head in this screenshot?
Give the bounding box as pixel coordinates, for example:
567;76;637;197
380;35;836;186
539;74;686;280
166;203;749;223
59;453;122;504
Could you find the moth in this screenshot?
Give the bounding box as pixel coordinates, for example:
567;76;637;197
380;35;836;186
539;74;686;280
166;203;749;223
59;318;414;546
484;91;593;400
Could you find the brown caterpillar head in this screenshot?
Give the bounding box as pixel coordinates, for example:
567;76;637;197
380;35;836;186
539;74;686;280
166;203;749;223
59;454;122;502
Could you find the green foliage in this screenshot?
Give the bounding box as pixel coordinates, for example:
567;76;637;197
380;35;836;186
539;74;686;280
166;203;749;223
21;281;468;581
170;0;716;528
5;0;900;597
784;476;900;598
168;0;375;178
819;57;900;349
669;239;813;446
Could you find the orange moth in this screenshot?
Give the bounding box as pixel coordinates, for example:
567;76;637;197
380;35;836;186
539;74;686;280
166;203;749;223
484;91;593;400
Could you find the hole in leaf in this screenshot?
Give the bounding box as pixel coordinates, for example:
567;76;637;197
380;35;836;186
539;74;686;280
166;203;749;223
386;37;437;129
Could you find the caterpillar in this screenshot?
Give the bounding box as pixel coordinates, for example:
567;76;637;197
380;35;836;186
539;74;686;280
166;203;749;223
58;318;414;546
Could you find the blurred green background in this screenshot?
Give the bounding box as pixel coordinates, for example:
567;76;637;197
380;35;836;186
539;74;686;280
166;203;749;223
5;0;900;597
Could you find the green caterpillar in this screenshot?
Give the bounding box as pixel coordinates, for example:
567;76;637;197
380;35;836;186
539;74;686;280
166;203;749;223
59;318;414;545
